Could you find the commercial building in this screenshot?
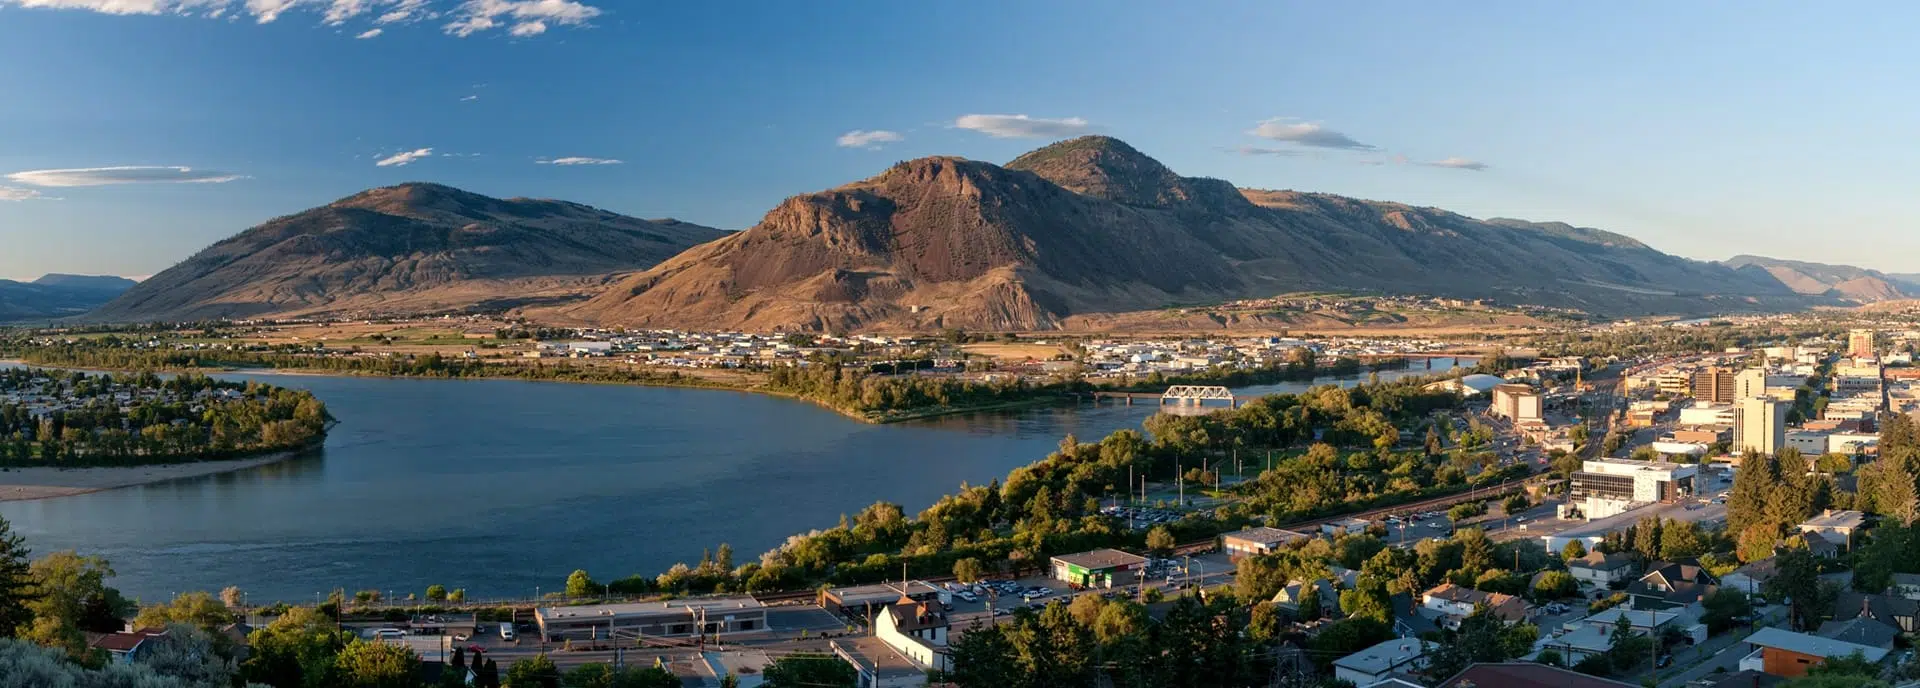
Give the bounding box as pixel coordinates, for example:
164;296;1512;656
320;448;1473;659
1332;638;1435;686
1490;384;1543;424
1786;431;1830;457
1678;404;1735;426
821;582;941;617
1049;548;1148;588
1850;329;1876;359
533;597;767;641
1569;458;1697;519
1736;367;1768;402
1735;397;1787;457
831;636;931;688
1220;527;1310;559
1692;367;1737;404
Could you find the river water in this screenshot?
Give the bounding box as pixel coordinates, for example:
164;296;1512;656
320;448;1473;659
0;359;1459;603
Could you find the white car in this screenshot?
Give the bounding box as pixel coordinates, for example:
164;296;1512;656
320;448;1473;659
499;623;516;641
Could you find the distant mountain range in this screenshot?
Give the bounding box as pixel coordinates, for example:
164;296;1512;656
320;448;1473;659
1719;255;1918;302
59;138;1914;331
0;274;138;323
86;183;725;322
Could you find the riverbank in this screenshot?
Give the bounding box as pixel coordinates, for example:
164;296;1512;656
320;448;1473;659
0;449;306;502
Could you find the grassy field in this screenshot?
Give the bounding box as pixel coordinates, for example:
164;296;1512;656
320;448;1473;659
959;342;1071;361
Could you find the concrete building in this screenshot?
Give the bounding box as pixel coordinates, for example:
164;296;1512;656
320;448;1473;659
832;636;931;688
1220;527;1310;559
821;582;940;617
1569;458;1697;519
1850;329;1876;359
1693;367;1737;404
1735;397;1787;457
1736;367;1768;402
1050;548;1148;589
1491;384;1543;424
533;598;767;641
1332;638;1435;686
1678;404;1736;426
1322;517;1374;538
1738;626;1889;679
1786;431;1830;457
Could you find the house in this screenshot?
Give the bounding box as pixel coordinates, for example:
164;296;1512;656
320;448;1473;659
1566;550;1639;587
1272;579;1341;618
874;597;949;674
1388;592;1441;639
1332;638;1435;686
1420;583;1528;628
1628;559;1719;610
1814;617;1898;650
1829;592;1920;634
1437;662;1638;687
1719;558;1778;598
1736;626;1890;678
1797;510;1867;551
1220;527;1310;559
89;628;167;664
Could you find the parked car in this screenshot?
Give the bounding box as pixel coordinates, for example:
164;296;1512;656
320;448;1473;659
499;623;516;641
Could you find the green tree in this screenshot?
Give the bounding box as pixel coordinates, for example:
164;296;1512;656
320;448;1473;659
334;640;421;688
1338;577;1392;624
1808;650;1882;679
1145;526;1176;557
22;550;130;658
1562;540;1588;561
1701;588;1750;633
504;653;560;688
762;652;856;688
1296;580;1324;621
136;623;237;687
565;570;600;598
1532;571;1578;601
241;605;353;688
135;591;236;632
1767;547;1822;631
952;558;984;584
426;585;447;602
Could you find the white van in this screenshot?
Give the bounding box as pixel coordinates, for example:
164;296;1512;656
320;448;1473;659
499;622;516;641
371;628;405;641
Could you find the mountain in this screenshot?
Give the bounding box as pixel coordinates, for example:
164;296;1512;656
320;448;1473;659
570;136;1816;332
1720;255;1913;302
88;183;726;322
0;275;136;323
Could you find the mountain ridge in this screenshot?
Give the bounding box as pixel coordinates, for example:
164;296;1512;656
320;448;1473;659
86;183;727;322
1719;255;1913;302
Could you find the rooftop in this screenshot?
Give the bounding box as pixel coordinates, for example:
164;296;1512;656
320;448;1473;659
534;597;764;622
830;636;926;679
1333;638;1434;674
1051;548;1148;570
1799;509;1867;530
1222;526;1310;546
1744;626;1891;662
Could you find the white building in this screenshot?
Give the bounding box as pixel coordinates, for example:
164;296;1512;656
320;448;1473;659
1569;458;1698;519
1491;383;1543;424
1735;397;1787;457
1678;404;1736;426
1332;638;1435;686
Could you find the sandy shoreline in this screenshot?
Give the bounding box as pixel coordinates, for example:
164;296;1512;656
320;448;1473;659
0;452;302;502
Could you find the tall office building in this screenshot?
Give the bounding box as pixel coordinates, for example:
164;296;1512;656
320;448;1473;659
1735;397;1788;457
1691;367;1736;404
1850;329;1876;359
1735;367;1768;401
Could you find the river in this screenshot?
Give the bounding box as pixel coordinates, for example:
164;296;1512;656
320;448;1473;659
0;359;1461;603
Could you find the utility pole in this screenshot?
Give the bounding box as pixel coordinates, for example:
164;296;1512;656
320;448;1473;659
1177;460;1184;506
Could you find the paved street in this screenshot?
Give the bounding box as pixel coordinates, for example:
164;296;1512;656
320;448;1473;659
1648;605;1786;688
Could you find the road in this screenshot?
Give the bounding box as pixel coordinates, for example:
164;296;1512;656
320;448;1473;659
1645;605;1787;688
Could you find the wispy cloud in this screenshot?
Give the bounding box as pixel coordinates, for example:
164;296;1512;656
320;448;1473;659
836;130;903;149
443;0;599;38
5;166;244;187
1422;157;1489;171
0;0;602;38
1248;118;1377;151
459;94;479;101
375;148;433;167
0;186;45;201
355;27;383;38
1229;145;1305;157
953;114;1093;139
537;156;622;166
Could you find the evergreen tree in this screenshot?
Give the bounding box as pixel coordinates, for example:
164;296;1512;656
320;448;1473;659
0;517;31;638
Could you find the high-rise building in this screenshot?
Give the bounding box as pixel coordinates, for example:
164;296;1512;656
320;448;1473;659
1691;367;1736;404
1850;329;1876;359
1735;397;1788;457
1735;367;1768;401
1490;383;1543;423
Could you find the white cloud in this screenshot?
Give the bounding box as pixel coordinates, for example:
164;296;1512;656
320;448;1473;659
1230;145;1304;157
1423;157;1489;171
459;94;478;101
2;0;600;38
355;27;381;37
0;186;45;201
5;166;244;187
374;148;433;167
537;156;622;165
953;114;1092;139
1248;118;1377;150
836;129;903;149
444;0;599;37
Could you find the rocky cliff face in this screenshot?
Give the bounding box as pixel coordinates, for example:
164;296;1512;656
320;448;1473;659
571;136;1817;331
88;183;726;322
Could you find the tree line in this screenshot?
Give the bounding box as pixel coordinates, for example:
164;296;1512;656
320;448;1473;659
0;368;329;467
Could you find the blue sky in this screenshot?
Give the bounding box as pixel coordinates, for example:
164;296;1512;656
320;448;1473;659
3;1;1919;280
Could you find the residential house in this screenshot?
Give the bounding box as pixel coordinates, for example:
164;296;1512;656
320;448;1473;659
1388;592;1441;639
1420;583;1529;629
1736;627;1890;679
1829;592;1920;635
1628;560;1719;610
1332;638;1436;686
1814;617;1898;650
1566;551;1639;587
875;597;949;674
1272;579;1341;618
1437;662;1638;687
1797;510;1867;552
89;628;167;664
1719;558;1778;598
